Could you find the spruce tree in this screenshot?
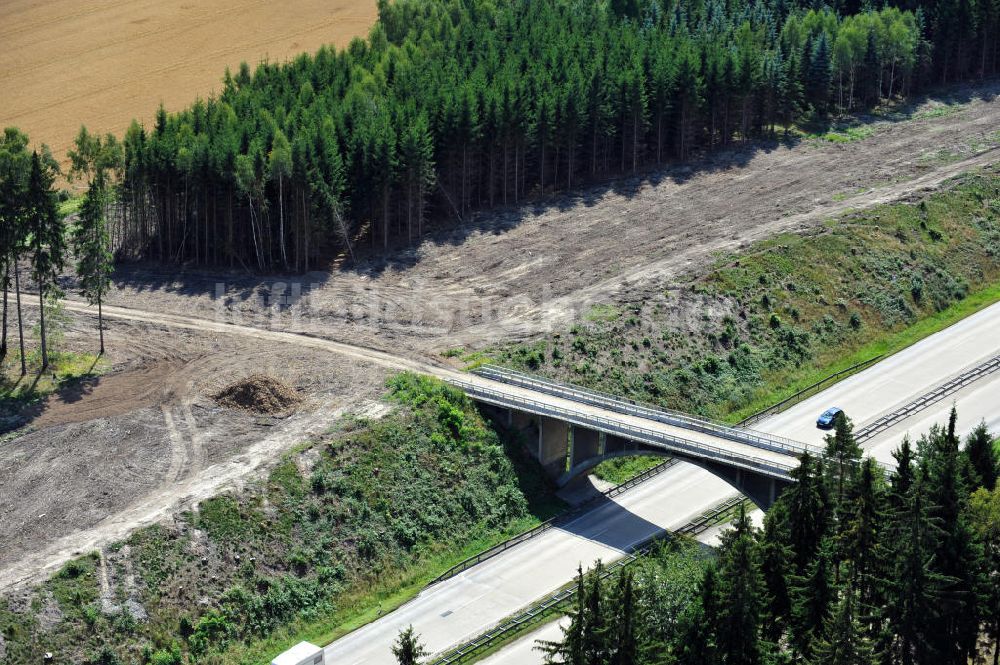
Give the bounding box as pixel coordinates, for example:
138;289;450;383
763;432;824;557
923;418;983;664
786;453;831;573
806;33;834;114
392;625;427;665
612;570;638;665
25;151;65;369
843;458;886;615
72;171;113;354
810;588;875;665
885;476;950;665
758;502;793;643
890;437;916;511
717;505;766;665
674;564;720;665
967;487;999;665
963;422;998;490
791;542;834;660
824;411;862;516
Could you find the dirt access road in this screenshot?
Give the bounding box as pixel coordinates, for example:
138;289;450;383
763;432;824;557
108;80;1000;351
0;306;389;591
0;0;376;171
3;80;1000;592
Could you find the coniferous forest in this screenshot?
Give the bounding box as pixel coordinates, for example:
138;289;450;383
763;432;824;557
539;410;1000;665
104;0;999;271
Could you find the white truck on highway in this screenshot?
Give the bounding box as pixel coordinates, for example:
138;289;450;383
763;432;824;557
271;642;324;665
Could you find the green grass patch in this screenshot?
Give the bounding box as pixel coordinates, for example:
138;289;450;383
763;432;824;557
728;279;1000;422
913;103;961;120
0;350;105;404
818;124;877;143
57;193;83;218
585;303;622;323
592;456;664;485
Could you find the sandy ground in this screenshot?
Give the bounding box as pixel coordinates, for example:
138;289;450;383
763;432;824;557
0;311;387;590
105;81;1000;351
1;80;999;591
0;0;377;171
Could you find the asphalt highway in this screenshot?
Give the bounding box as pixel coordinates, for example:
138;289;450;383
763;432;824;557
323;301;1000;664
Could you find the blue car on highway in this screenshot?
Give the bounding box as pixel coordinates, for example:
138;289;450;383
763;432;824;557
816;407;843;429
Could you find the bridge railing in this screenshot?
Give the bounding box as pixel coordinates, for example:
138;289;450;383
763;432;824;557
449;378;797;480
473;365;817;457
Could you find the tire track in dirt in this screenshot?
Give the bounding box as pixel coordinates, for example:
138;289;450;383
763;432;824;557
0;392;355;591
160;405;189;484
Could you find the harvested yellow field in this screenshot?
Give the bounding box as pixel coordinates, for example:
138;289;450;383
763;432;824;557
0;0;377;172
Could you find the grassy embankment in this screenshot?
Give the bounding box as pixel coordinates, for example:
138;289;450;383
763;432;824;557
0;299;106;426
0;373;565;664
489;167;1000;481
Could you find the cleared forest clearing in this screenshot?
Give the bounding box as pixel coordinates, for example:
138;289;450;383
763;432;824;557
0;0;377;173
1;79;999;593
104;80;1000;351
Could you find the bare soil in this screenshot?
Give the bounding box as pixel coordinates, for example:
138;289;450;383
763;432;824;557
0;0;377;172
105;81;1000;352
0;315;386;590
213;374;302;415
2;80;999;591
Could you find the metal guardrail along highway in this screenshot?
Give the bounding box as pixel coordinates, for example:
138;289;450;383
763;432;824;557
429;458;681;586
474;365;816;457
450;378;799;479
855;352;1000;443
738;355;885;427
428;495;750;665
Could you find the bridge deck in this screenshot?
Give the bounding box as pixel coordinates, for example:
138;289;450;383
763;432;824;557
450;375;802;480
473;365;819;457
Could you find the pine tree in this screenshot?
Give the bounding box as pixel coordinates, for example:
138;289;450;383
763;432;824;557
717;505;766;665
25;151;65;369
791;542;834;660
392;625;427;665
963;422;998;490
786;453;831;573
0;127;31;371
268;129;292;268
810;588;876;665
73;171;113;354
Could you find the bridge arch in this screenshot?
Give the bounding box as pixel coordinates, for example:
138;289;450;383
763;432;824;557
558;445;791;511
472;401;798;511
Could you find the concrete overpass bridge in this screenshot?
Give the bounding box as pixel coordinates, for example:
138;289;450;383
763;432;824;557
448;366;824;509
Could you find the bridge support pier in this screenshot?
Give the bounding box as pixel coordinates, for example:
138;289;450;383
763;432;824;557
538;416;571;475
569;426;602;471
473;401;794;511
